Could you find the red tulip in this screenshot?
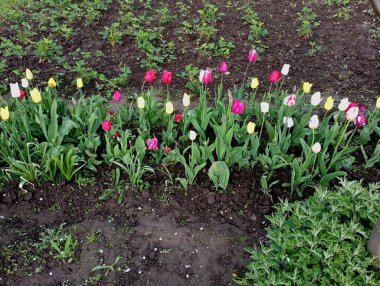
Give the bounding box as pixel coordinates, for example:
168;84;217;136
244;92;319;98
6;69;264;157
108;111;115;116
162;70;172;85
146;138;158;150
219;61;228;73
174;114;182;122
164;147;172;153
355;113;366;127
144;70;157;82
269;70;281;83
102;120;111;131
115;131;121;137
231;99;245;114
248;50;257;63
20;90;26;98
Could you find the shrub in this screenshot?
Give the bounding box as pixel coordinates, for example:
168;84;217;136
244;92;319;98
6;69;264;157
236;180;380;286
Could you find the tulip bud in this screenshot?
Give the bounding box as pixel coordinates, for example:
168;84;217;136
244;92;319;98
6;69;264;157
10;83;21;98
102;120;111;131
281;64;290;76
21;78;29;88
324;96;334;111
189;130;197;141
283;116;294;128
166;101;174;115
48;77;57;88
77;78;83;89
25;68;33;80
251;77;259;89
248;50;257;63
247;122;256;134
137;96;145;109
219;61;228;73
112;90;122;102
310;92;322;106
338;98;350;111
260;102;269;113
376;97;380;109
183;93;190;107
312;142;321;154
284;94;297;107
0;106;10;121
303;82;313;94
309;114;319;129
30;88;42;103
355;113;366;127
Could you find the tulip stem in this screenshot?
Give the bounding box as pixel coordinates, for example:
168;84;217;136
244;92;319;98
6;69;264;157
302;129;315;171
166;84;170;102
258;114;266;143
329;120;350;171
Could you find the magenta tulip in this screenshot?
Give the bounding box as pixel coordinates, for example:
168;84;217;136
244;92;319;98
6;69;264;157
219;61;228;73
146;138;158;150
355;113;366;127
113;90;122;102
269;70;281;83
231;100;245;114
102;120;111;131
248;50;257;63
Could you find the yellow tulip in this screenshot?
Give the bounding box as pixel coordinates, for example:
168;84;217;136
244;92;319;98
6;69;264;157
26;68;33;80
166;101;174;115
376;97;380;109
247;122;256;134
324;96;334;111
251;77;259;89
303;82;313;94
183;93;190;107
0;106;10;121
137;96;145;109
76;78;83;89
48;77;57;88
30;88;42;103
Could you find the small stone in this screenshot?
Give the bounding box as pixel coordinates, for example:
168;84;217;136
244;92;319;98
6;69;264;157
250;214;257;221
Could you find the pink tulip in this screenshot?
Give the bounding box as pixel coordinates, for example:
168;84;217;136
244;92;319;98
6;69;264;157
284;94;297;107
162;70;172;85
231;100;245;114
248;50;257;63
113;90;122;102
269;70;281;83
200;68;212;84
355;113;366;127
359;105;366;112
102;120;111;131
144;70;157;82
146;138;158;150
219;61;228;73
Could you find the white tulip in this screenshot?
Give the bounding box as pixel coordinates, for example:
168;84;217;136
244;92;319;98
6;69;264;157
10;83;20;98
308;114;319;129
281;64;290;76
312;142;321;154
310;92;322;106
183;93;190;107
199;70;205;82
338;98;350;111
189;130;197;141
346;106;359;122
283;117;294;128
21;78;29;88
260;102;269;113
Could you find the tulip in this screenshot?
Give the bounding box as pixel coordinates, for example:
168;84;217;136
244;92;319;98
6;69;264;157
248;50;257;63
102;120;111;131
310;92;322;106
164;147;172;153
10;83;20;98
324;96;334;111
189;130;197;141
219;61;228;73
166;101;174;115
183;93;190;107
312;142;321;154
0;106;10;121
309;114;319;129
281;64;290;76
137;97;145;109
359;105;365;112
174;114;182;122
20;90;25;98
260;102;269;113
21;78;29;88
48;77;57;88
30;88;41;103
77;78;83;89
231;100;245;114
115;131;121;138
146;138;158;150
269;70;281;83
355;113;366;127
113;90;122;102
162;70;172;84
25;68;33;80
377;97;380;109
251;77;259;89
200;68;212;84
284;94;297;107
247;122;256;134
144;70;157;82
283;117;294;128
338;98;350;111
108;111;115;116
303;82;313;94
345;102;359;122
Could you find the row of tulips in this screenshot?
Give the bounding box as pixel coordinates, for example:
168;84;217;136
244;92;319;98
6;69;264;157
1;52;379;193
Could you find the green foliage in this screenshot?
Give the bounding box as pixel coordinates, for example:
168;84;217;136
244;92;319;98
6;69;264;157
297;7;320;38
237;180;380;286
208;161;230;191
